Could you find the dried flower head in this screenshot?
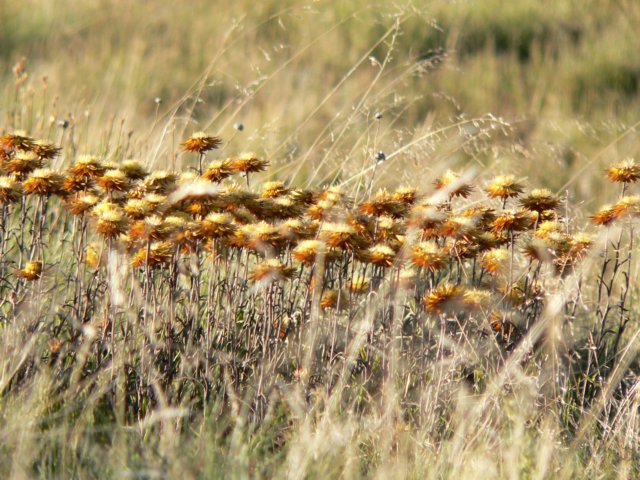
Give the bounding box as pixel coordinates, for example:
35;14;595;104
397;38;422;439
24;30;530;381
18;260;42;281
434;170;473;198
131;241;175;268
261;181;290;198
199;212;237;239
1;132;34;151
462;288;493;312
591;204;617;226
491;209;531;233
250;258;294;283
23;169;64;196
606;159;640;183
320;290;348;311
519;189;560;212
143;171;177;194
182;132;222;154
96;208;129;239
319;223;368;251
32;141;61;160
424;284;464;314
481;248;510;275
120;160;148;180
230;153;269;174
612;195;640;219
392;187;419;205
0;176;22;203
203;160;234;183
484;175;524;200
97;169;130;193
348;277;370;294
360;189;408;218
411;241;446;272
70;155;106;178
66;193;99;216
362;244;397;267
5;150;42;175
292;239;339;265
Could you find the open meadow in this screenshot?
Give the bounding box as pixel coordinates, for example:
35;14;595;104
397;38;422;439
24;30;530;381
1;1;640;478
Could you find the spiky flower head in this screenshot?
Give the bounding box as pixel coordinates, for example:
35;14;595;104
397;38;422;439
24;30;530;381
320;290;348;311
119;159;148;180
261;181;290;198
230;153;269;174
22;168;64;196
606;158;640;183
97;169;130;193
96;207;129;239
143;171;177;195
424;284;464;314
392;186;419;205
70;155;106;178
66;193;99;216
0;176;22;203
199;212;237;239
348;277;370;294
434;170;473;198
292;239;339;266
591;204;616;226
250;258;294;283
18;260;42;281
32;141;61;160
481;248;510;275
1;132;34;151
203;159;234;183
131;241;175;268
519;189;560;213
360;189;407;218
484;175;524;200
123;198;153;220
462;288;493;312
362;244;397;267
612;195;640;220
411;241;446;272
4;150;42;175
181;132;222;154
319;222;368;251
491;209;531;233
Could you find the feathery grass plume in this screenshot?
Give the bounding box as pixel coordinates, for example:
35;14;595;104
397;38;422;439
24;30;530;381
120;160;148;180
32;141;61;160
360;189;408;218
66;193;99;216
519;188;560;212
319;222;369;251
320;290;348;311
484;174;524;200
23;169;64;196
4;150;42;176
17;260;42;281
424;283;464;314
292;239;339;266
97;169;130;194
131;241;175;268
96;207;129;239
199;212;237;240
70;155;106;179
462;288;493;312
491;208;531;233
250;258;294;283
392;186;419;205
606;158;640;183
433;169;473;198
411;241;446;272
181;132;221;154
229;152;269;174
481;248;510;275
361;244;397;267
1;132;34;151
0;176;22;203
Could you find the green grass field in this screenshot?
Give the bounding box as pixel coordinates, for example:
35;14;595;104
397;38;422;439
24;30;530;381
1;1;640;478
